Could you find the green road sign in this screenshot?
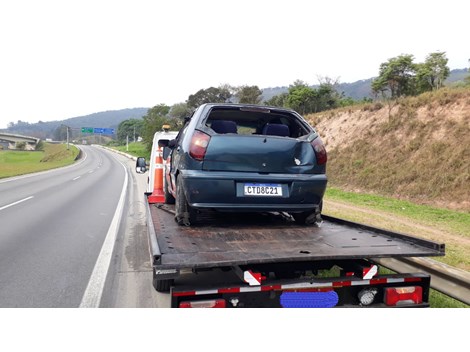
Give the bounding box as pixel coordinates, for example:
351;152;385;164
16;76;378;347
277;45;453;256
81;127;94;133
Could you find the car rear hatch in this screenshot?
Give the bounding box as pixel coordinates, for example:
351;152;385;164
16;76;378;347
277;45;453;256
202;134;317;174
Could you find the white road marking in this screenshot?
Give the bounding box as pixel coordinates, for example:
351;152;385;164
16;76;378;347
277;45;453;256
0;196;34;211
79;162;128;308
72;176;81;181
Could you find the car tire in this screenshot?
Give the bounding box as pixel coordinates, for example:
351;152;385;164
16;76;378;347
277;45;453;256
292;201;323;225
175;176;197;226
164;179;175;204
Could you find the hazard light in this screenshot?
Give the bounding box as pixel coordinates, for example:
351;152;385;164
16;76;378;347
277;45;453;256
384;286;423;306
179;299;226;308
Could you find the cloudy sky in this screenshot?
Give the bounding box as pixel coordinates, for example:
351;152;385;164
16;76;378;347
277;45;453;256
0;0;468;128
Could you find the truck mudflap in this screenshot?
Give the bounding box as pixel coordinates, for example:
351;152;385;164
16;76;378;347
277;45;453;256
171;273;431;308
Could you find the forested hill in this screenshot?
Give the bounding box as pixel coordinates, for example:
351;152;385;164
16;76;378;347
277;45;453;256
262;68;469;101
2;68;467;139
2;108;148;140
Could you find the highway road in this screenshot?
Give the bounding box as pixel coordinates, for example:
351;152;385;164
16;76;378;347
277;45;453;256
0;145;164;307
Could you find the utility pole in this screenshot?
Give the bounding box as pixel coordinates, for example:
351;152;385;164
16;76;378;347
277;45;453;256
126;135;129;152
61;124;70;150
133;125;136;143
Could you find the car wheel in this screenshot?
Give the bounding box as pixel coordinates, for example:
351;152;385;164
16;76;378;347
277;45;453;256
175;176;197;226
164;179;175;204
292;201;323;225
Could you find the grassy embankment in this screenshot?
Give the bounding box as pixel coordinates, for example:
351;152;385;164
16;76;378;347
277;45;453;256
111;142;150;160
0;143;79;178
323;187;469;308
305;87;470;308
308;87;470;212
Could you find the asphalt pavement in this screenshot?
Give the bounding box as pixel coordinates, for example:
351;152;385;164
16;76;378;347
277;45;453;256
0;145;128;307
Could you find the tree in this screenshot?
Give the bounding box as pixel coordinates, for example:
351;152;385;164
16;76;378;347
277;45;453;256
169;102;192;123
315;76;344;112
372;54;417;99
264;93;288;107
285;81;317;115
416;52;450;92
142;104;173;151
53;125;69;141
236;85;263;104
186;86;232;109
117;118;143;144
16;142;26;150
35;140;45;151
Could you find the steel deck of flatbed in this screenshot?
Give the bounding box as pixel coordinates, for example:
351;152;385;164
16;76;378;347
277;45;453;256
147;203;445;270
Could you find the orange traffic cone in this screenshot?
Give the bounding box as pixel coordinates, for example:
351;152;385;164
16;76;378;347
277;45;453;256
148;147;165;203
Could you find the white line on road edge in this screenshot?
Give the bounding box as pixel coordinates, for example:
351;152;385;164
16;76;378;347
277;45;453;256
79;162;128;308
72;176;81;181
0;196;34;211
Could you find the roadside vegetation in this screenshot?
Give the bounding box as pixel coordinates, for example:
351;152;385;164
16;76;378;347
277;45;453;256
323;188;469;308
0;143;79;178
310;86;470;212
110;141;149;160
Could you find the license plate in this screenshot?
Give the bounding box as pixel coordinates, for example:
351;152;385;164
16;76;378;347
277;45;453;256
244;183;282;196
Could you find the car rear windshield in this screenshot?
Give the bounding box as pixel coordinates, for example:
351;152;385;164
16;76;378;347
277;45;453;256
205;107;312;138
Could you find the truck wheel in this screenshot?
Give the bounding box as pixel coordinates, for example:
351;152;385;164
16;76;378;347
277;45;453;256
175;176;197;226
153;278;174;293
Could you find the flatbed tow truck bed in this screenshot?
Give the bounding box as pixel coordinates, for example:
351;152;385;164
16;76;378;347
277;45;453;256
146;203;445;307
148;204;444;269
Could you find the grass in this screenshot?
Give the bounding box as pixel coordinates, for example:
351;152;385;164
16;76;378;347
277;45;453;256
325;187;470;237
0;143;79;178
323;187;470;308
110;142;150;160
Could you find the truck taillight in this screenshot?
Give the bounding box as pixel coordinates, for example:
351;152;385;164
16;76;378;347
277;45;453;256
311;137;327;165
179;299;226;308
189;131;210;161
384;286;423;306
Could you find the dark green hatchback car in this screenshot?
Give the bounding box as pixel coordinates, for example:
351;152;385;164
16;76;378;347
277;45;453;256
164;103;327;226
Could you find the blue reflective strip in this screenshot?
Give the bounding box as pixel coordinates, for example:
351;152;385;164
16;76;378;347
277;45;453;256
280;291;339;308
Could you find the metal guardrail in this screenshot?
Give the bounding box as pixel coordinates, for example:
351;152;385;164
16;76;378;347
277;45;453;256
374;257;470;305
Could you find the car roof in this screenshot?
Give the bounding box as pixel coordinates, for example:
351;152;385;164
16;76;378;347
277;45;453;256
200;103;297;115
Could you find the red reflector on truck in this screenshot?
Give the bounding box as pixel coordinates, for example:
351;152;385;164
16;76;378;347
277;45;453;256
179;299;226;308
384;286;423;306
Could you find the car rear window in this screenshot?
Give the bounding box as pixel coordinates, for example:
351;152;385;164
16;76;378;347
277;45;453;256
205;107;311;138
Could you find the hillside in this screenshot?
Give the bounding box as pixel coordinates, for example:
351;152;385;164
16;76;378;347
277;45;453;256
2;108;148;139
306;87;470;212
261;68;468;102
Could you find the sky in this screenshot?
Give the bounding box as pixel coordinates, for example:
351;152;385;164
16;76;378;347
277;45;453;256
0;0;468;129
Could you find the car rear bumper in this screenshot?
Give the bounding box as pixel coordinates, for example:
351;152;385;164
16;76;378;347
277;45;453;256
180;170;327;212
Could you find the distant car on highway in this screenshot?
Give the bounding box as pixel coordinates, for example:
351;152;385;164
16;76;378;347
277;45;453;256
162;103;328;226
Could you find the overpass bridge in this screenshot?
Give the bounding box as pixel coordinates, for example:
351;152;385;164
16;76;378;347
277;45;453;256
0;132;40;150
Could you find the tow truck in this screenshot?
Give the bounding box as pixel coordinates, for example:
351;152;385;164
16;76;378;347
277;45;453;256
135;127;445;308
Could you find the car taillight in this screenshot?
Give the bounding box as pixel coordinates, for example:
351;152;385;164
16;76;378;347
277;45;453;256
384;286;423;306
311;137;327;165
189;131;210;161
179;299;226;308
